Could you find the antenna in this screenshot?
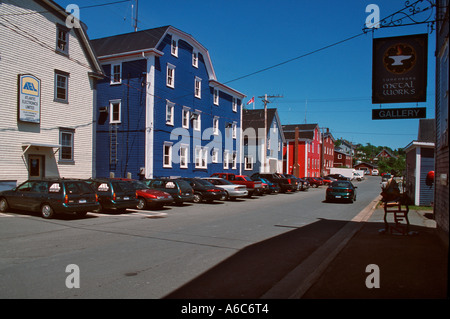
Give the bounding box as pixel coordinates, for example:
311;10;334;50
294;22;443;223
304;98;307;124
132;0;138;32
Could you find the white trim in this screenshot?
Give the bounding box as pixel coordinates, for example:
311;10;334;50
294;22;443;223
145;56;156;178
415;147;421;206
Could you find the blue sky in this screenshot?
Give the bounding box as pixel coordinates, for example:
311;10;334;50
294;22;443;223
56;0;436;150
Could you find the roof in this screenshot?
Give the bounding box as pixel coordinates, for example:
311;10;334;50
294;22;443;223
90;26;170;57
243;109;276;130
282;123;319;141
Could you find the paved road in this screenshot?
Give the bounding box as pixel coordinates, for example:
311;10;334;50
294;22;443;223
0;176;382;298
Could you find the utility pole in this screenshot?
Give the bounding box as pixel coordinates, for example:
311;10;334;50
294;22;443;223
257;94;283;173
132;0;138;32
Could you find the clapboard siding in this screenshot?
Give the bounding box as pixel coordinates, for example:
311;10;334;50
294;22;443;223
0;0;99;184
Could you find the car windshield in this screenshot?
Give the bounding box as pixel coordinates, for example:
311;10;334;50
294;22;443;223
195;179;215;187
207;178;233;185
130;180;150;190
67;181;93;194
111;181;135;192
175;180;192;192
331;181;352;188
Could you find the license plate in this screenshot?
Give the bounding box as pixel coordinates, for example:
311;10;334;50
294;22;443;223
124;196;130;200
79;199;86;203
335;196;341;198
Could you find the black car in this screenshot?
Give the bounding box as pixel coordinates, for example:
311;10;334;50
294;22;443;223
144;179;194;205
0;178;99;219
85;178;139;213
326;174;350;181
180;178;227;203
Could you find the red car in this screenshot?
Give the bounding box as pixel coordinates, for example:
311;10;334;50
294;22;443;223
303;177;324;188
320;176;336;185
114;178;173;209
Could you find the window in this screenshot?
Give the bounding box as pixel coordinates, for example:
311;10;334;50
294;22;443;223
109;100;121;123
56;24;68;54
213;88;219;105
232;152;237;169
54;70;69;103
192;112;201;131
212;148;218;163
111;63;122;84
213;116;219;135
171;38;178;57
232;122;237;139
195;147;207;169
192;50;198;67
232;97;237;112
163;142;173;168
223;150;229;169
166;100;175;125
166;63;175;88
244;156;253;170
182;107;190;128
59;128;74;162
180;145;188;168
195;77;202;99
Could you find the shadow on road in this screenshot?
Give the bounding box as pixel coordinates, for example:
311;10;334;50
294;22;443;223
163;218;448;299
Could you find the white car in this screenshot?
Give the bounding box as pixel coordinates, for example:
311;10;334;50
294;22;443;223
201;177;248;200
372;169;379;176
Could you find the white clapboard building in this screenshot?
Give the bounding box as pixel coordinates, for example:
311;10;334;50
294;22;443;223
0;0;103;189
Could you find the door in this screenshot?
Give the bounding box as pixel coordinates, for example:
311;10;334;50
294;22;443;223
28;155;44;179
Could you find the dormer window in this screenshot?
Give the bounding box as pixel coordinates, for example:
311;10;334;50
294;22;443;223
213;88;219;105
171;38;178;57
192;51;198;68
56;24;69;54
110;63;122;85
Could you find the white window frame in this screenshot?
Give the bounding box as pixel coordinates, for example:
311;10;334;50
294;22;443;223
195;77;202;99
192;50;198;68
213;116;219;135
232;152;237;169
244;155;253;170
171;38;178;57
182;107;190;129
163;142;173;168
195;146;208;169
59;128;74;162
232;122;237;139
166;100;175;126
213;88;219;105
212;148;218;163
109;99;121;124
192;112;201;131
223;150;230;169
180;144;189;169
166;63;175;88
232;97;237;112
110;63;122;85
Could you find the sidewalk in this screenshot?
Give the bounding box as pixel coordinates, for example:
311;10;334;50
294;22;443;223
301;206;449;299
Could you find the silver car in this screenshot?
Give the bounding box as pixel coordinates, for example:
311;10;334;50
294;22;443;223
201;177;248;200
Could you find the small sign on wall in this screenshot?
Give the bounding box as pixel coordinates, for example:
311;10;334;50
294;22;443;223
18;74;41;123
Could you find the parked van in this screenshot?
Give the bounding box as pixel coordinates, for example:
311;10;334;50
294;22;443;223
85;178;138;213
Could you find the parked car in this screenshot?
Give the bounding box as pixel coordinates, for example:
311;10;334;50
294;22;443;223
251;176;280;194
0;178;100;219
303;177;323;188
325;180;357;203
326;174;350;181
251;173;296;193
144;179;194;205
85;178;138;213
210;173;262;197
298;177;310;191
114;178;173;209
320;176;336;185
372;169;379;176
202;177;248;199
179;178;227;203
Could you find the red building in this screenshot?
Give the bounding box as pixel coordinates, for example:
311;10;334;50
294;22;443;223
334;149;352;168
321;128;335;176
283;124;321;177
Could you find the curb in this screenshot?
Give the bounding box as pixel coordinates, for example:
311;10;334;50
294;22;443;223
261;195;382;299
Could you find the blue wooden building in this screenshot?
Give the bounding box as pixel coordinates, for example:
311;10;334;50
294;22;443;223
91;26;245;179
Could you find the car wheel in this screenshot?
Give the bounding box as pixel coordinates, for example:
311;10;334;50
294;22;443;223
41;204;55;219
0;198;9;212
192;193;202;203
137;197;147;210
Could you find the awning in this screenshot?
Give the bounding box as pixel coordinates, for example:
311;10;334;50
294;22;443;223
22;142;61;157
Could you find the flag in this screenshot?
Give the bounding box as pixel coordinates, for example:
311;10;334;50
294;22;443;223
246;96;254;105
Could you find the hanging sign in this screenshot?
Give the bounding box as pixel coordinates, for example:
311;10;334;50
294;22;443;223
372;34;428;104
18;74;41;123
372;107;426;120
